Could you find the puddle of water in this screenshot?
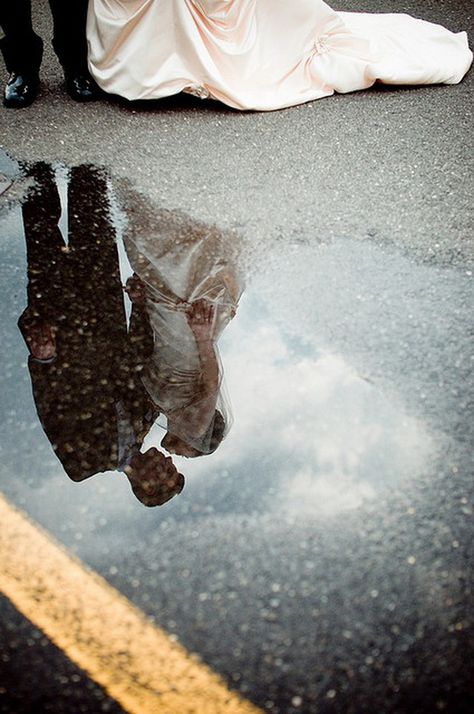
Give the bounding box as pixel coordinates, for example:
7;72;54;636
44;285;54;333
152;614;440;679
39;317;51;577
0;150;439;519
216;295;435;517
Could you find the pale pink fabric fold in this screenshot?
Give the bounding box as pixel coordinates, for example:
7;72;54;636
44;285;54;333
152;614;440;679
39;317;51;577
87;0;472;110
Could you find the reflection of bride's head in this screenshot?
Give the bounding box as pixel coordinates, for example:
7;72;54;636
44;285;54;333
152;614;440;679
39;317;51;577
162;409;226;457
161;433;202;458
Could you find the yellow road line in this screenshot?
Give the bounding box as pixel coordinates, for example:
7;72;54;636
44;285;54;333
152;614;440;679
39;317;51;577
0;493;262;714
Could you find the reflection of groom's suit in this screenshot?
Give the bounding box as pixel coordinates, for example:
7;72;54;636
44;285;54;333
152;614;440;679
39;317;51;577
18;163;155;482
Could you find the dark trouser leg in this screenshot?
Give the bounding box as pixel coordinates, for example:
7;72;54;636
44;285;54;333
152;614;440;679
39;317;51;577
48;0;88;73
21;163;64;317
68;165;152;456
67;165;126;332
0;0;43;74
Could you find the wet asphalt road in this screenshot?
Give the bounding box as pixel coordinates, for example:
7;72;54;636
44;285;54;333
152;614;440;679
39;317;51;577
0;1;473;713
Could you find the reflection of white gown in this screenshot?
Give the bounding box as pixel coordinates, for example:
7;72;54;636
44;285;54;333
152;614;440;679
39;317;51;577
87;0;472;111
123;205;242;452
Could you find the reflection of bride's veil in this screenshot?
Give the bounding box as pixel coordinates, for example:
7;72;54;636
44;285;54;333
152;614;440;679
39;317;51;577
121;190;243;455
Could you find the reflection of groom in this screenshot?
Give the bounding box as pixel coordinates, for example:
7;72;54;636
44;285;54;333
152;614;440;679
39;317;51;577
18;163;183;505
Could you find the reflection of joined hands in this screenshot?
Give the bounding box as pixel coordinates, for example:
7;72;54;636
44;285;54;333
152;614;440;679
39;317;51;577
18;307;57;361
124;274;147;308
186;299;216;343
124;277;216;342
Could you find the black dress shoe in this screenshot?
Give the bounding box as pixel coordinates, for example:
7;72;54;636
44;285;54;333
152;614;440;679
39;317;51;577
64;72;100;102
3;73;39;108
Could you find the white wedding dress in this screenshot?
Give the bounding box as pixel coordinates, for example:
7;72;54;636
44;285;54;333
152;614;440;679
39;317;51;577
123;203;242;453
87;0;472;111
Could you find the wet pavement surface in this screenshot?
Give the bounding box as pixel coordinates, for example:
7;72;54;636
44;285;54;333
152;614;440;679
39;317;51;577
1;147;473;712
1;1;474;712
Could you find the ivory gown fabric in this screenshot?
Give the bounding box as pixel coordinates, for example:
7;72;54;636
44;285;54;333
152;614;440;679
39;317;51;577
123;204;242;452
87;0;472;111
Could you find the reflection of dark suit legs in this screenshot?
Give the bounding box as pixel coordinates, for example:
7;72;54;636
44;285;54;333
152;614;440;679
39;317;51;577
67;165;127;343
21;163;127;341
0;0;88;74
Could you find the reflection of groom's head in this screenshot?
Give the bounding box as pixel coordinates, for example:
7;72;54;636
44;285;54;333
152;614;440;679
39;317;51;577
124;448;185;506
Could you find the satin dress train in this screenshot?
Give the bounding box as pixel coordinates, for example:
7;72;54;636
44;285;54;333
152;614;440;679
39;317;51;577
87;0;472;110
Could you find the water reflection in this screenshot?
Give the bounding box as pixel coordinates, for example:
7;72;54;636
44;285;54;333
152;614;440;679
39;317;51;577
16;162;184;506
221;303;435;516
6;153;436;516
121;194;243;457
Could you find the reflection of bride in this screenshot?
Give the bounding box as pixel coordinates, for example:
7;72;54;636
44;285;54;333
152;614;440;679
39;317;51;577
123;203;243;457
87;0;472;111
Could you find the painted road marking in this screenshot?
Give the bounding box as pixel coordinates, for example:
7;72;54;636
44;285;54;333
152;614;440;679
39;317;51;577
0;494;262;714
